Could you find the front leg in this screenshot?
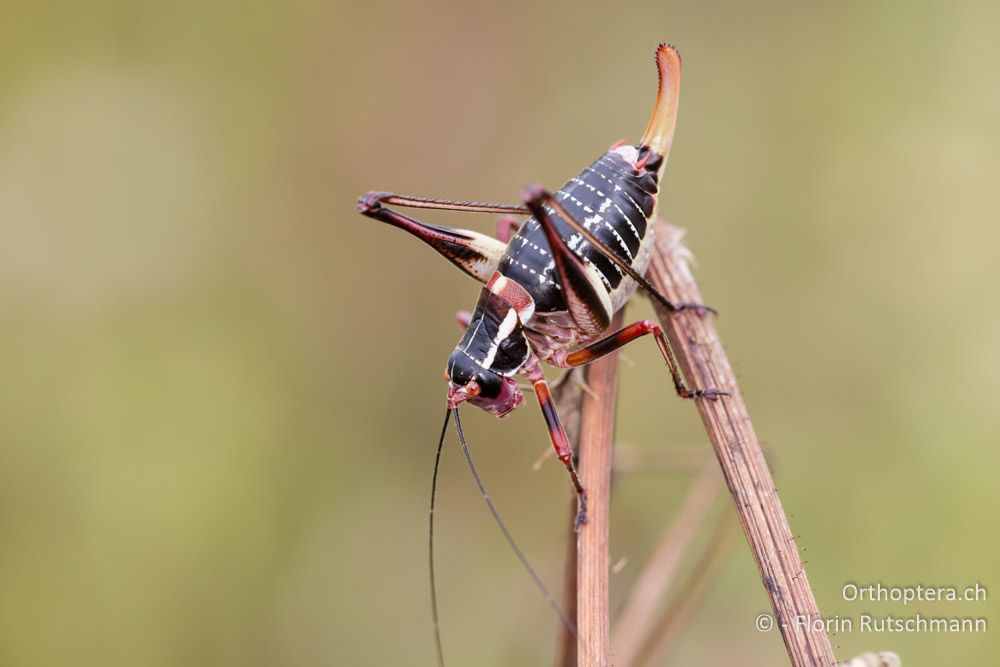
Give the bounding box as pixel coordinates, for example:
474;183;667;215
552;319;728;400
521;355;588;529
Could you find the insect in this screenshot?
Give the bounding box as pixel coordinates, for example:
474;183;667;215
357;43;724;526
357;44;729;666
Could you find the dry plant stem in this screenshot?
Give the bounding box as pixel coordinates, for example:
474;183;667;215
646;221;838;667
551;370;586;667
610;460;722;667
634;511;739;667
556;498;578;667
575;311;624;667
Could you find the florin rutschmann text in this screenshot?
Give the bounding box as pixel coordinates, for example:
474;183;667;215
754;582;989;635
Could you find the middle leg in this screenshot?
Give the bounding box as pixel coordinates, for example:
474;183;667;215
552;320;728;400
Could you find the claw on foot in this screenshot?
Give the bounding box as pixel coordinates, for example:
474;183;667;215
674;301;719;317
574;493;589;532
692;388;729;401
356;191;389;214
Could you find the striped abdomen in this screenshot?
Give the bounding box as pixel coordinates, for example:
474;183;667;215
499;146;662;331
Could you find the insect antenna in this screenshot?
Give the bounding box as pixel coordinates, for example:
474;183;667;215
451;408;578;639
429;409;450;667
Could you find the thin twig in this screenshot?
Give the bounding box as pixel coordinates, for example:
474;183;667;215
633;510;739;667
556;498;578;667
575;311;624;667
645;221;839;666
610;460;723;666
551;370;586;667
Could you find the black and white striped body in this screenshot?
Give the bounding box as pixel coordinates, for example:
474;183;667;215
504;146;661;317
448;144;663;388
358;49;706;665
358;48;701;667
508;145;662;357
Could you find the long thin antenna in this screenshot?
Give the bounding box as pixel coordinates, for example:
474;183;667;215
429;409;450;667
451;408;577;638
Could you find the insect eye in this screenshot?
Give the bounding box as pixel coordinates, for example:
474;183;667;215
473;372;502;399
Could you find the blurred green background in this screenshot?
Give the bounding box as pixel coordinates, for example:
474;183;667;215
1;1;997;665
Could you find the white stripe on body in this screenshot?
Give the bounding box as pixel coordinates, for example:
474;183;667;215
553;191;634;262
480;308;519;371
568;177;642;243
583;162;647;220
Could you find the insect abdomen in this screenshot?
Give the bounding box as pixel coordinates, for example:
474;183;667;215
499;147;661;317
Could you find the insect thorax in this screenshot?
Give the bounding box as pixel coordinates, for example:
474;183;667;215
447;283;531;386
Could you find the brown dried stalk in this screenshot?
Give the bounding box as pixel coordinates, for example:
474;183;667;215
572;311;624;667
551;368;588;667
610;460;723;666
555;496;578;667
632;510;739;667
645;221;838;666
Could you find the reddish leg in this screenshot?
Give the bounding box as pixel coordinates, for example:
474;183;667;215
495;216;521;244
554;319;728;400
522;356;588;529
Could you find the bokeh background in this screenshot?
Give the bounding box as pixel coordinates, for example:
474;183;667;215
1;1;997;665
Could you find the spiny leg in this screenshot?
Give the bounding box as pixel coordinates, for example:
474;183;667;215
522;356;588;529
554;319;728;400
357;195;506;283
520;185;716;316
